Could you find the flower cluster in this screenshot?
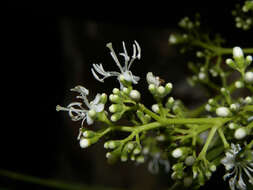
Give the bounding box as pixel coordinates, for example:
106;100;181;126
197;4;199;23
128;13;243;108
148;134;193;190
57;37;253;190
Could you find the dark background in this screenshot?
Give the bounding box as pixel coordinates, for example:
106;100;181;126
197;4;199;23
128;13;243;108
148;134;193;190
2;1;253;190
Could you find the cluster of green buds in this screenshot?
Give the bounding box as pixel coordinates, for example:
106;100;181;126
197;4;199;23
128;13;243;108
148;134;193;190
232;0;253;30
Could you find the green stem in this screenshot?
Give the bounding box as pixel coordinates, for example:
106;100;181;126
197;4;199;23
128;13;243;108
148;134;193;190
193;40;253;55
198;126;218;159
138;104;162;121
0;169;124;190
217;128;229;149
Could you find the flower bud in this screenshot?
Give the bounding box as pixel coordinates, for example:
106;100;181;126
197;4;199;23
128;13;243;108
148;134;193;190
100;93;107;104
235;81;244;88
157;86;166;96
80;138;91;148
133;146;141;155
126;142;135;151
83;130;96;138
111;112;122;122
107;140;121;149
246;55;252;66
198;72;206;80
185;156;195;166
172;148;183;158
245;96;252;104
234;127;247;139
109;104;123;113
209;164;216;172
165;83;173;94
151;104;160;113
205;104;212;112
244;71;253;84
230;103;239;111
228;122;236;130
112;88;120;94
169;34;177;44
130;90;141;101
216;107;231;117
109;94;120;103
88;108;96;117
226;58;235;67
233;47;244;59
166;97;174;108
122;87;130;94
148;84;156;94
120;154;128;162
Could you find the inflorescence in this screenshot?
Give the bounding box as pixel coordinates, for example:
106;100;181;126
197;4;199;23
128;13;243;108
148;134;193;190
57;16;253;190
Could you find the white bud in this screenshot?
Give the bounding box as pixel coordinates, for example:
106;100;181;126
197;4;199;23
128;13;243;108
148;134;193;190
209;165;216;172
205;104;212;111
228;123;236;130
234;128;247;140
246;55;252;62
123;87;130;94
216;107;230;117
172;148;183;158
244;96;252;104
235;81;244;88
121;155;128;162
168;97;175;104
169;34;177;44
245;72;253;83
226;58;233;65
233;47;244;59
80;138;90;148
151;104;160;113
106;152;111;158
130;90;141;101
198;72;206;80
157;86;165;95
208;98;214;104
230;103;239;111
113;88;120;94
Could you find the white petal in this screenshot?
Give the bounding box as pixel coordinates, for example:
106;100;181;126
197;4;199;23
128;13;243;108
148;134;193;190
94;103;104;113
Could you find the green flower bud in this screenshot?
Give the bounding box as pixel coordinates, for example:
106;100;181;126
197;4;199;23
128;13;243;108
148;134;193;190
166;97;174;108
209;164;216;172
133;146;142;155
165;83;173;94
109;104;123;113
235;81;244;88
83;130;96;138
111;112;122;122
109;94;121;103
106;140;121;149
88;109;97;118
122;87;130;95
112;88;120;94
151;104;160;113
148;84;156;94
100;93;107;104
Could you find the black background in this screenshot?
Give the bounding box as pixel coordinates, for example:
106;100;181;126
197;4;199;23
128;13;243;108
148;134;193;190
2;1;253;190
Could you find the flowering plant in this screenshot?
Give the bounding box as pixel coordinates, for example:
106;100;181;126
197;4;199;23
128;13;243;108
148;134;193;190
57;1;253;189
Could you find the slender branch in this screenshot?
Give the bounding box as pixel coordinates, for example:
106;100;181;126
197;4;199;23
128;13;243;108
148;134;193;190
0;169;124;190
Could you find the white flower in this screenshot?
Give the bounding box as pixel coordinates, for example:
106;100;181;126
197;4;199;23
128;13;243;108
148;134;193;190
146;72;161;87
91;41;141;89
221;144;253;190
169;34;177;44
56;86;104;127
